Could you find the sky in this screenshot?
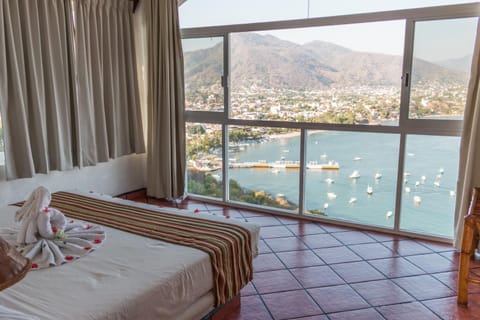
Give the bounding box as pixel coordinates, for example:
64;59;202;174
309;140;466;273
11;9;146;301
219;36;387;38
179;0;478;60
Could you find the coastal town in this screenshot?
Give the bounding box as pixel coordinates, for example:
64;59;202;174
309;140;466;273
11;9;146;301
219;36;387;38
186;82;466;173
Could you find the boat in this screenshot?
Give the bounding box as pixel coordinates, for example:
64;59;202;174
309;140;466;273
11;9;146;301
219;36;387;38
307;160;340;170
320;153;327;159
374;172;382;179
415;181;420;187
413;195;422;205
433;181;440;187
282;149;290;153
439;168;445;174
327;192;337;200
348;197;357;204
405;186;411;193
271;169;280;174
404;172;411;177
325;178;334;184
323;203;329;209
386;211;393;219
450;190;456;197
421;175;426;182
353;156;363;161
349;170;360;179
366;185;373;195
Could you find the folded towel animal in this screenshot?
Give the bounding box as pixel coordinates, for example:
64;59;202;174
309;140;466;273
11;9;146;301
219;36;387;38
15;187;66;245
1;187;105;270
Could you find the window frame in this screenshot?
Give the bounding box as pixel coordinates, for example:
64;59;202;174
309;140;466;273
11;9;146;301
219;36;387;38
182;3;480;243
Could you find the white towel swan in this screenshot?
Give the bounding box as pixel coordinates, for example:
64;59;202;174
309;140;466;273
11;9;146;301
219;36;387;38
2;187;106;270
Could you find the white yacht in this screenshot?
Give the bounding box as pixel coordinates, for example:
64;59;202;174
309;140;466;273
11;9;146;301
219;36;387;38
366;185;373;195
374;172;382;179
327;192;337;200
349;170;360;179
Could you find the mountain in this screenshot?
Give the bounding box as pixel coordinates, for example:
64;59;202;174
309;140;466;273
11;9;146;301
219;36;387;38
183;33;469;91
436;54;473;73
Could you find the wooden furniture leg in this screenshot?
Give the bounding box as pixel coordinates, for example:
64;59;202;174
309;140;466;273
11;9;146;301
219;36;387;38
458;187;480;305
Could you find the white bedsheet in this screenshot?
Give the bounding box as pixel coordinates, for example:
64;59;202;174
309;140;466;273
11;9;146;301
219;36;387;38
0;192;260;320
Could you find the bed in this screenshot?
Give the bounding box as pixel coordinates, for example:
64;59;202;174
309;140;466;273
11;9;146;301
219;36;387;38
0;191;260;320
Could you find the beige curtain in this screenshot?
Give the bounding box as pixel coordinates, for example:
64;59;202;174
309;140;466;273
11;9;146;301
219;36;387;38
0;0;75;179
454;22;480;249
144;0;186;199
73;0;145;166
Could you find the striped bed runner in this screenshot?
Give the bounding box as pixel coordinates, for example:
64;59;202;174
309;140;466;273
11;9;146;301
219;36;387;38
40;192;253;306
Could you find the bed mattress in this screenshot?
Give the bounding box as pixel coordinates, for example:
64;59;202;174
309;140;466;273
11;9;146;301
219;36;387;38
0;191;260;320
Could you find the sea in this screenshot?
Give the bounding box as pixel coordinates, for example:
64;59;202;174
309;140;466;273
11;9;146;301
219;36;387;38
227;130;459;238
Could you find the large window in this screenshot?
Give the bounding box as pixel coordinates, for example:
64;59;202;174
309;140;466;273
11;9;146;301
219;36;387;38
182;3;479;241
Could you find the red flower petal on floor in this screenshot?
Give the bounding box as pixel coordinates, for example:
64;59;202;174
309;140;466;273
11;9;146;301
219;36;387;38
94;238;102;244
70;220;74;223
31;263;38;269
226;216;231;219
84;246;92;251
52;226;58;233
43;207;50;213
194;209;200;213
86;224;92;230
65;255;74;261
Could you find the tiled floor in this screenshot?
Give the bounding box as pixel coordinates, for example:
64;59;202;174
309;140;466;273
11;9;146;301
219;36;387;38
129;195;480;320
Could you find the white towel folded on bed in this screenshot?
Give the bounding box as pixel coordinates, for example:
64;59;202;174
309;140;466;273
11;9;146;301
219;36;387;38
1;187;106;270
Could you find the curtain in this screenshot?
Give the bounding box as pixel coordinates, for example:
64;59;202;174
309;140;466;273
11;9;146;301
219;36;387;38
0;0;75;179
144;0;186;199
73;0;145;166
453;22;480;249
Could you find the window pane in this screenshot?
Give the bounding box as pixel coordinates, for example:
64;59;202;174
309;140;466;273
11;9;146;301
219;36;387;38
409;18;477;119
228;126;300;212
183;37;224;112
186;122;223;198
180;0;475;28
400;135;459;237
304;131;399;228
230;21;404;125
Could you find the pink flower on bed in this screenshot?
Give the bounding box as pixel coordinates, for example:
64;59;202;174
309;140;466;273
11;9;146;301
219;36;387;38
70;219;75;224
194;208;200;213
52;226;58;233
84;246;92;251
43;207;50;213
65;255;74;261
94;238;102;244
31;263;38;269
85;224;92;230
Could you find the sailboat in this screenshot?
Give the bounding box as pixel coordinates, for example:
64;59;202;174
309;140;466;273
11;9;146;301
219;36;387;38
366;185;373;195
349;170;360;179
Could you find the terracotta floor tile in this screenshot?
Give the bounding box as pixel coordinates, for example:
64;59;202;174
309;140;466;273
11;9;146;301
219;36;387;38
422;294;480;320
313;246;362;264
417;240;455;253
253;269;302;294
348;242;397;260
241;282;257;296
276;216;301;225
441;251;480;269
176;200;207;211
377;301;441;320
365;231;407;242
327;308;385;320
368;257;426;278
300;233;343;249
289;316;328;320
264;237;309;252
276;250;325;268
246;216;283;227
240;209;267;218
392;275;455;300
331;231;376;245
382;239;434;256
258;240;273;254
218;207;245;218
262;290;323;320
318;223;355;233
223;295;273;320
308;284;369;313
286;223;326;236
260;226;295;239
431;270;480;293
290;265;345;288
253;253;285;272
405;253;458;274
330;261;385;283
351;279;415;306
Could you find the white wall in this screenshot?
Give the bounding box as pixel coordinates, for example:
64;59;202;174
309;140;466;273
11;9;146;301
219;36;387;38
0;154;146;206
